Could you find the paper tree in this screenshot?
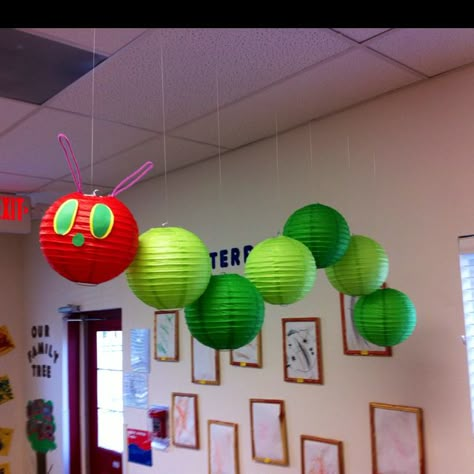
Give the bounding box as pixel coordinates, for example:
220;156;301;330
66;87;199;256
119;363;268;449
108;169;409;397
26;399;56;474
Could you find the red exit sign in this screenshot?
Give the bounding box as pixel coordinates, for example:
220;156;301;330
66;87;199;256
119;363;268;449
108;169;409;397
0;194;31;233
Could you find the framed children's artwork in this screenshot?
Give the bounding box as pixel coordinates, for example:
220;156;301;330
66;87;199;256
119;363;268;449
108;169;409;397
370;402;425;474
339;291;392;356
172;392;199;449
301;435;344;474
191;337;220;385
250;398;289;466
154;310;179;362
230;332;262;368
282;317;323;384
208;420;239;474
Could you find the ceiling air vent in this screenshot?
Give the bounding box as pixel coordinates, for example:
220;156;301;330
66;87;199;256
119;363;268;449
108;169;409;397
0;28;107;105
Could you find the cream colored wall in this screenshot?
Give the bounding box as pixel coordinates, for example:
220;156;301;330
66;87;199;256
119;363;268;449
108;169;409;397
0;234;26;474
20;63;474;473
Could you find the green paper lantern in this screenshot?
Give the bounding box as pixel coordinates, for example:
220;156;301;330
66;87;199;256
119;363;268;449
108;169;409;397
283;203;350;268
126;227;211;309
325;234;389;296
353;288;416;346
245;235;316;305
185;273;264;350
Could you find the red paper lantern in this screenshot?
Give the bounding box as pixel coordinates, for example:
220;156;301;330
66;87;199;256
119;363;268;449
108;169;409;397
40;192;139;284
39;133;153;285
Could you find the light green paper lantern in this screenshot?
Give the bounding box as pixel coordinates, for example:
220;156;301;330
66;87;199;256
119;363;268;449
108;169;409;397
353;288;416;346
245;235;316;305
126;227;211;309
283;203;350;268
185;273;264;350
325;234;389;296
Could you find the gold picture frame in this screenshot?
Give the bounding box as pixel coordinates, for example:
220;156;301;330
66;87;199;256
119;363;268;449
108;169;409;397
191;337;220;385
171;392;199;449
370;402;425;474
282;317;323;384
250;398;289;466
208;420;239;474
230;332;262;368
154;310;179;362
339;284;392;357
301;435;344;474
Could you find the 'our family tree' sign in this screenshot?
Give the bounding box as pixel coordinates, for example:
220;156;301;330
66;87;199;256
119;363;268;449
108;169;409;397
27;325;60;378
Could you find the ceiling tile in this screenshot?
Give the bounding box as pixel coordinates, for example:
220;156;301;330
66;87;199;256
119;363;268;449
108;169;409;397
368;28;474;76
332;28;391;42
17;28;148;55
0;97;38;134
0;173;50;193
81;136;220;188
0;108;155;179
171;48;422;149
48;28;353;131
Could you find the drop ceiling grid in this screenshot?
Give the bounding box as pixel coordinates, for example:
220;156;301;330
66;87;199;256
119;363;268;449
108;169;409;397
171;48;423;149
331;28;392;43
16;28;149;56
47;28;355;133
0;172;52;193
76;135;220;189
367;28;474;76
0;107;157;178
0;97;38;135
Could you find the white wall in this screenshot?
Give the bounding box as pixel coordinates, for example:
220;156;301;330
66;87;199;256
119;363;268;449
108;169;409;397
19;63;474;473
0;234;26;474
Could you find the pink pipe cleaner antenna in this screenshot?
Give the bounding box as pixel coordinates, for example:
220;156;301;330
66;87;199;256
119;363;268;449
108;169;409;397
57;133;154;197
111;161;154;197
58;133;83;193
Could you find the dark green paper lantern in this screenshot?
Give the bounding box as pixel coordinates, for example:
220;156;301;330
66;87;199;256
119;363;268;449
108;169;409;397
245;235;316;305
325;234;389;296
185;273;264;350
353;288;416;346
283;203;350;268
126;227;211;310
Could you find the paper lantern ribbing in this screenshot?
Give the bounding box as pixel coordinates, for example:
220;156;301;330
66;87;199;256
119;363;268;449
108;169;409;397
283;203;350;268
126;227;212;310
353;288;416;346
185;273;264;350
245;235;316;305
39;134;152;285
325;234;389;296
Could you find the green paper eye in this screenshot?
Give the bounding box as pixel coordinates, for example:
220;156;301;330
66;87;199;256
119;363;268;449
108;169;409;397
90;203;114;239
53;199;79;235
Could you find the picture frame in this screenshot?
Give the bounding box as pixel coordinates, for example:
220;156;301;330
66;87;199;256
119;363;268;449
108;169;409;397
301;435;344;474
250;398;289;466
282;317;323;384
208;420;239;474
171;392;199;449
230;332;262;368
339;291;392;356
154;310;179;362
370;402;425;474
191;337;220;385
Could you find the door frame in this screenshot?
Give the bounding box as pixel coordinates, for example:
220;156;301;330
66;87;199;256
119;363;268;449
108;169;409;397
66;308;122;474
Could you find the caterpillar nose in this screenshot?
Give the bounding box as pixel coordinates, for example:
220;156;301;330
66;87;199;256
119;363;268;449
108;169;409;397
72;233;85;247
